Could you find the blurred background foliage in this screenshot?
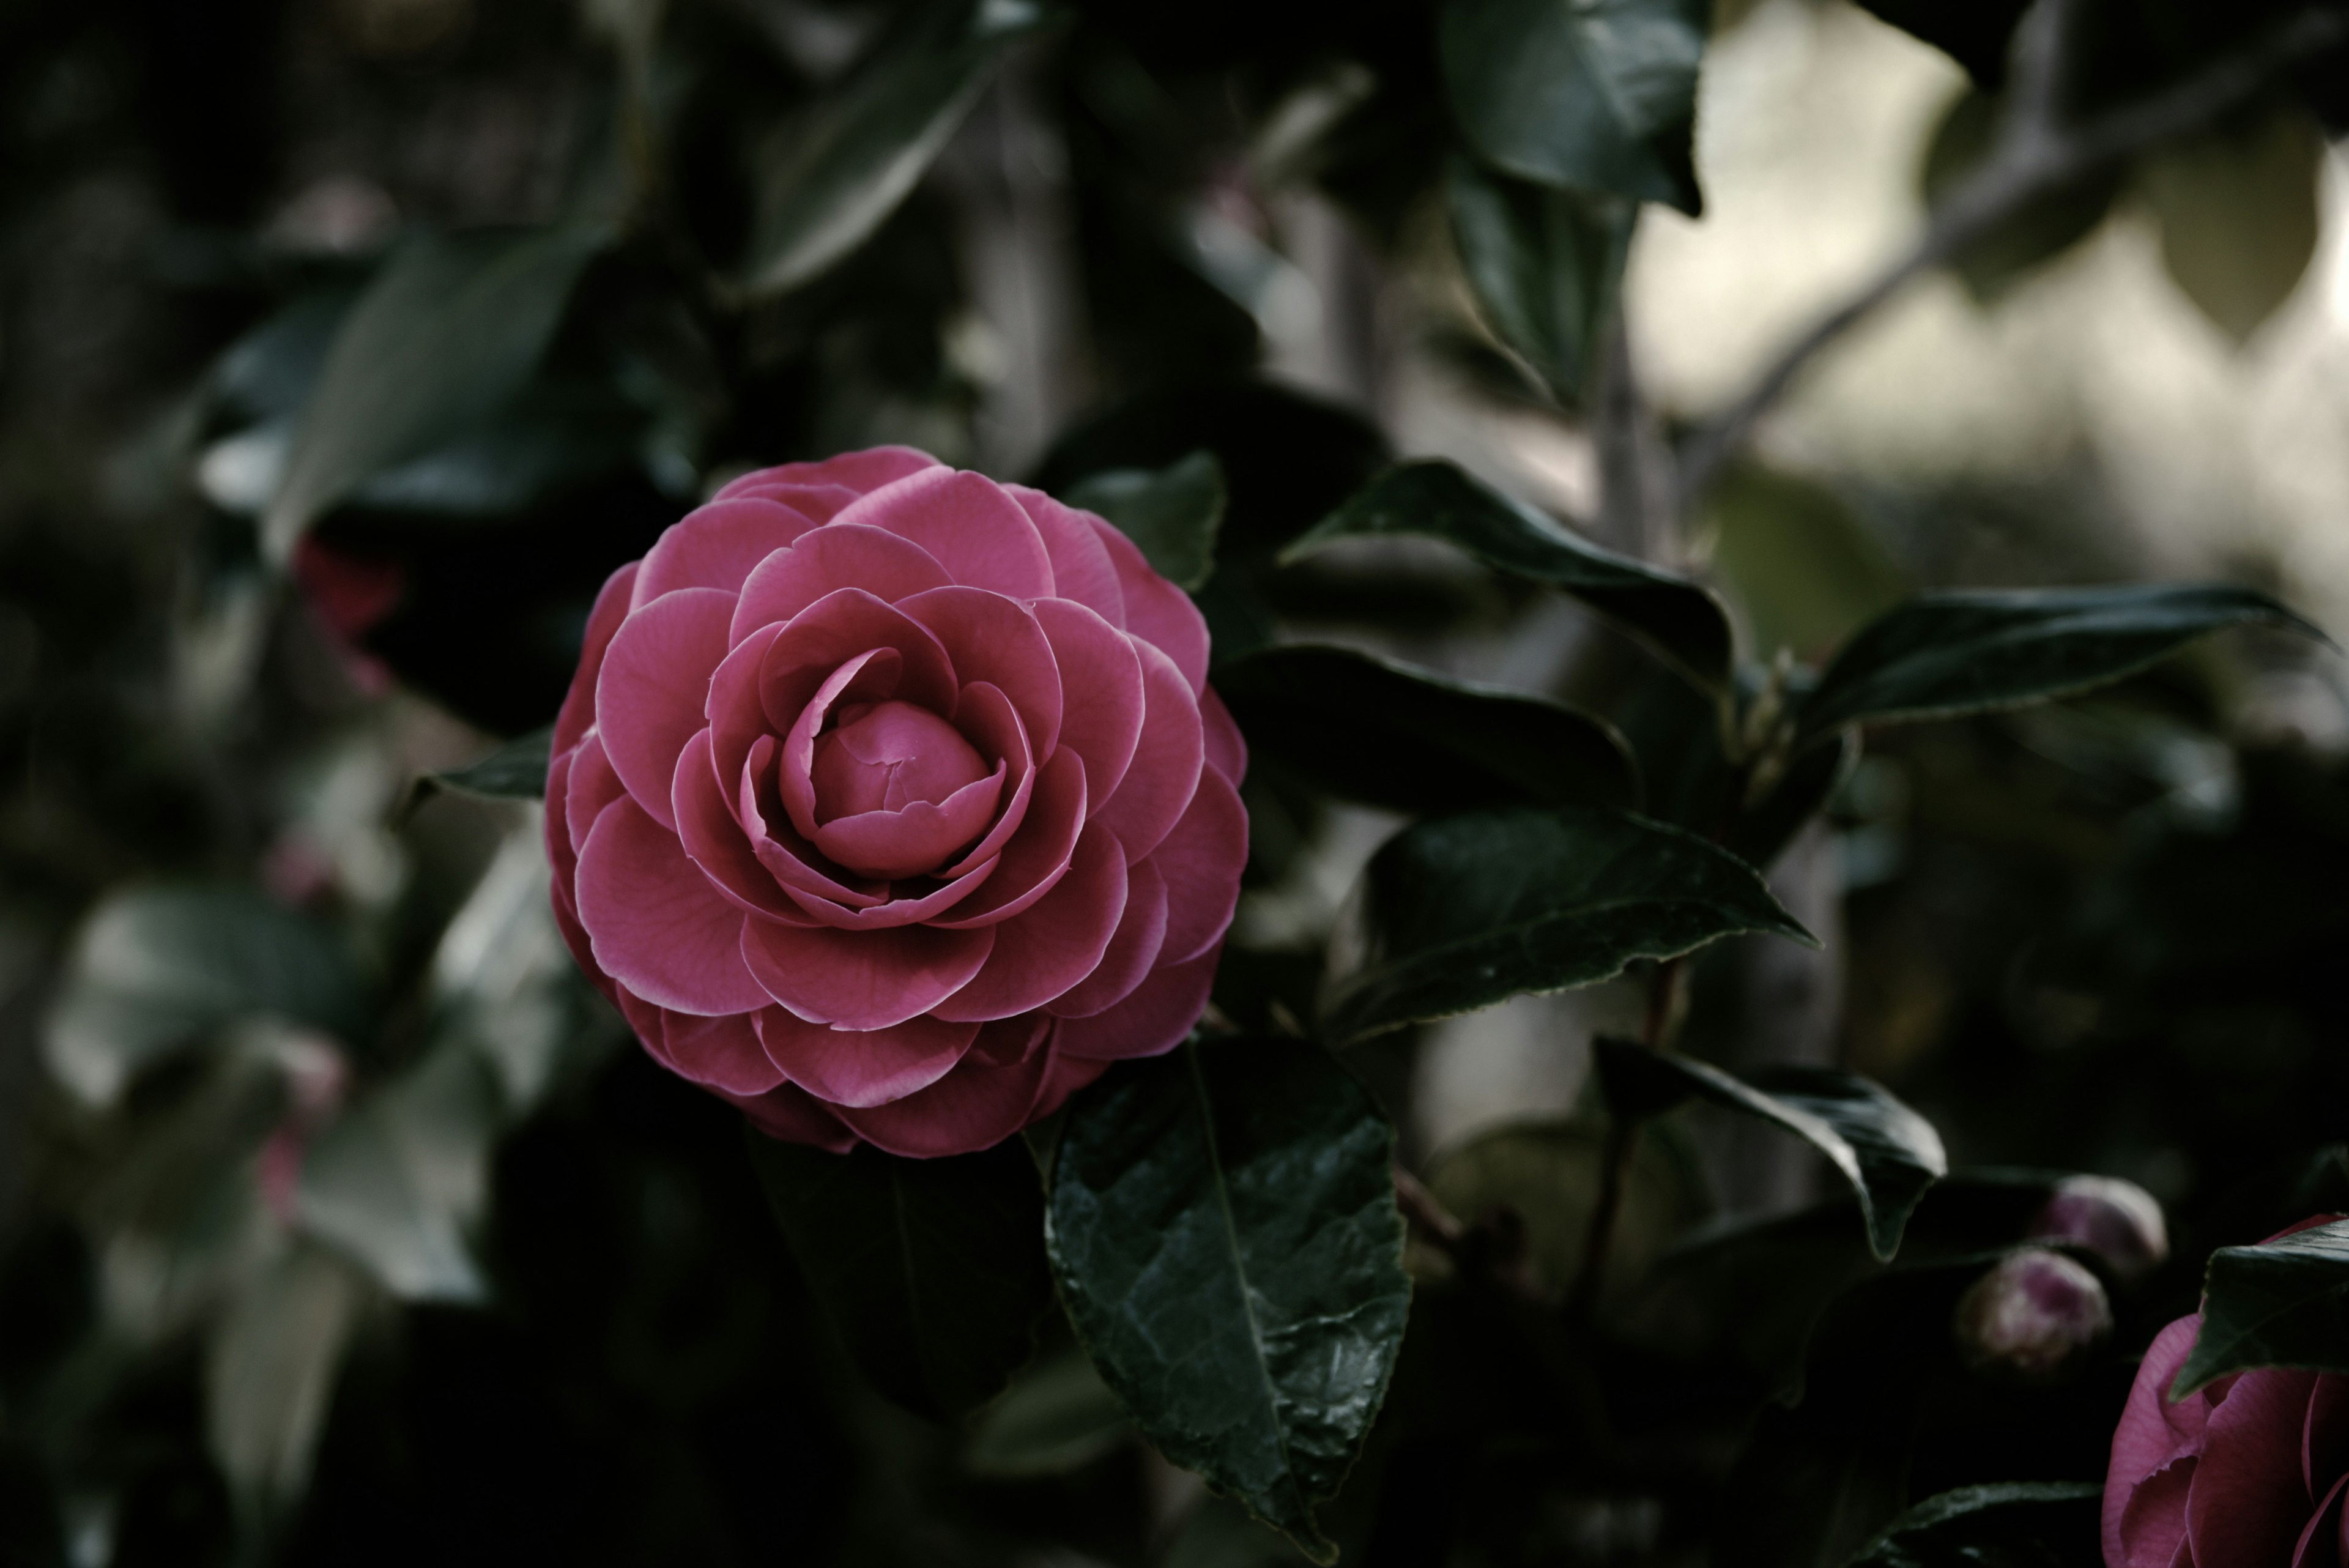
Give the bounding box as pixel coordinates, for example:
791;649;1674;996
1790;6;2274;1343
0;0;2346;1562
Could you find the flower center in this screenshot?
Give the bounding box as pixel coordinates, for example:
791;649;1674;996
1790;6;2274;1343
808;699;988;822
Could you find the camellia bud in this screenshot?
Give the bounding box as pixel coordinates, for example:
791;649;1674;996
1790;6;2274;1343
1951;1247;2113;1384
2027;1174;2169;1285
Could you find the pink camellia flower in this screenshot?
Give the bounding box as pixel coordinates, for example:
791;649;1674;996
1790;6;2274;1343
544;447;1248;1157
2103;1217;2349;1567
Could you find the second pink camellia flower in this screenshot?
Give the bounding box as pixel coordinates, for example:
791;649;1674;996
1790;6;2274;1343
543;447;1249;1157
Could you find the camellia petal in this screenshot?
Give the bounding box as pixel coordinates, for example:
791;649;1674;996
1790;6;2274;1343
757;588;956;737
564;732;625;861
756;1009;978;1108
779;849;1000;931
832;1016;1055;1158
722;1081;856;1152
2187;1370;2325;1568
596;586;737;831
554;562;639;756
730;522;954;642
672;727;804;922
1048;945;1219;1063
898;585;1064;762
2106;1317;2213;1566
713;444;940;502
1034;598;1143;809
930;749;1086;928
1145;765;1247;965
632;498;817;604
575;795;774;1016
1200;684;1247;784
1091;639;1203;864
740;918;994;1030
932;825;1127;1022
1048;852;1167;1019
937;682;1034;879
658;1008;787;1095
1088;513;1209;694
834;467;1053;600
810;768;1005;882
778;648;905;845
1008;484;1125;627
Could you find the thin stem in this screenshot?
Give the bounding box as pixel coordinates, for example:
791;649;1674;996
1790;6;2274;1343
1567;956;1686;1325
1676;1;2349;505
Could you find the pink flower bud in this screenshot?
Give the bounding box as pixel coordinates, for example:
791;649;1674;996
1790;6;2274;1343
1952;1247;2112;1383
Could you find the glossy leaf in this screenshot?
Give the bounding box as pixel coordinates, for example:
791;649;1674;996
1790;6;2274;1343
1796;584;2327;743
962;1347;1132;1479
1594;1039;1945;1260
1321;806;1809;1046
408;725;552;814
296;1039;502;1302
743;0;1056;299
746;1132;1053;1421
1438;0;1707;214
1846;1482;2102;1567
1286;461;1733;691
262;221;609;559
45;886;368;1108
1447;156;1633;404
2173;1217;2349;1395
1047;1038;1409;1564
1064;449;1226;591
1212;644;1638;815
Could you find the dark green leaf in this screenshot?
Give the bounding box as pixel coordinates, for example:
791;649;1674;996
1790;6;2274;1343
2173;1217;2349;1395
1286;461;1733;691
1797;584;2328;743
1922;88;2120;300
743;0;1057;299
1728;729;1857;870
2143;108;2323;345
44;886;368;1107
1447;156;1633;404
262;221;610;559
1047;1038;1409;1564
296;1039;502;1302
962;1348;1132;1479
1438;0;1708;214
407;726;551;814
1592;1039;1945;1260
1064;450;1226;591
746;1132;1052;1421
1212;644;1638;815
1846;1482;2102;1567
1322;806;1810;1046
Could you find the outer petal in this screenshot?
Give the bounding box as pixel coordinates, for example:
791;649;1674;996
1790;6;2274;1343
1028;1051;1111;1124
672;727;801;921
659;1008;787;1095
833;468;1053;600
2293;1472;2348;1568
1050;946;1219;1062
1007;486;1124;626
576;796;774;1016
555;562;639;755
730;522;954;643
545;742;581;902
2307;1377;2349;1502
1200;684;1247;784
2189;1369;2323;1568
2109;1317;2217;1567
1092;639;1204;864
758;589;957;740
899;586;1064;762
1088;513;1208;694
1147;765;1247;965
1047;852;1167;1019
740;918;994;1030
563;733;625;863
834;1016;1054;1157
2117;1459;2199;1568
932;825;1127;1022
755;1009;978;1108
596;586;737;831
727;1081;858;1151
713;445;940;502
633;499;817;604
1034;598;1144;808
932;749;1086;928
